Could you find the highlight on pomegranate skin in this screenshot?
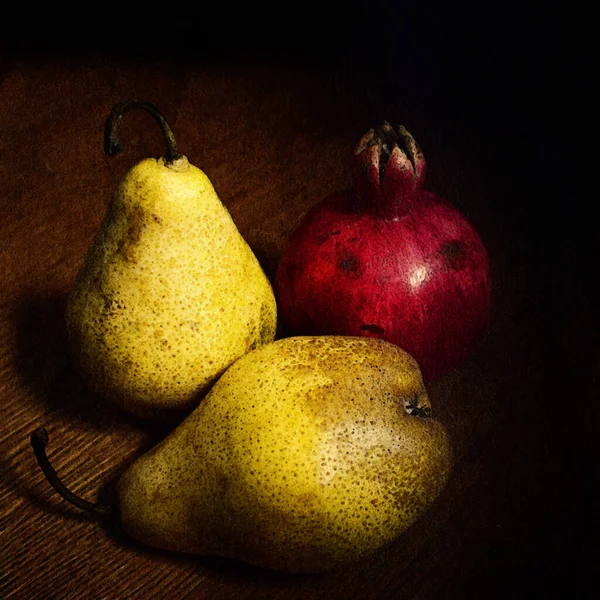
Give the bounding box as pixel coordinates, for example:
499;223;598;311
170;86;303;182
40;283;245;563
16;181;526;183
275;123;492;382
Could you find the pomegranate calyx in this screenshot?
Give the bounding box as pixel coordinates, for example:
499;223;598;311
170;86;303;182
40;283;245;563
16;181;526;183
397;125;426;184
376;122;410;181
352;123;428;216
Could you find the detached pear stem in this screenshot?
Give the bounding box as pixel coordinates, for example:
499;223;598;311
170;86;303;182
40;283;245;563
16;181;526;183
104;100;183;164
30;428;114;518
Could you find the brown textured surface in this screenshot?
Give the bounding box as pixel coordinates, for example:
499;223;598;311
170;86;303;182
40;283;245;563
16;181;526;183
0;33;593;600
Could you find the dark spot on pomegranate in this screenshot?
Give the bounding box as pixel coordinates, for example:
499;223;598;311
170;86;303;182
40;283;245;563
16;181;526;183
440;240;466;269
339;256;360;273
316;230;341;244
360;324;385;334
349;237;359;243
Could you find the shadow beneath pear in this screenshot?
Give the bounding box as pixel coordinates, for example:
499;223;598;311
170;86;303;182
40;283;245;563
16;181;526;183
198;554;321;587
132;540;323;588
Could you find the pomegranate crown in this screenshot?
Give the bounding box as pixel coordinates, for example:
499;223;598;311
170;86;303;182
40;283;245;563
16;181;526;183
352;122;427;215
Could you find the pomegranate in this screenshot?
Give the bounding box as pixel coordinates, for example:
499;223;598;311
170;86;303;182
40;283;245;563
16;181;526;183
275;123;492;381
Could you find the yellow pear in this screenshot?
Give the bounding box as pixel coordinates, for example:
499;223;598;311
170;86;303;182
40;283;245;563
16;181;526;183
123;336;452;571
32;337;452;572
66;100;276;416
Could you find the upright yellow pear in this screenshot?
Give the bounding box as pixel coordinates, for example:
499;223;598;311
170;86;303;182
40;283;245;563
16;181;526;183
67;100;276;416
117;336;452;572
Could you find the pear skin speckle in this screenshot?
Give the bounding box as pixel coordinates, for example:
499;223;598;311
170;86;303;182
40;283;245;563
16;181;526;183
117;336;453;572
66;156;277;415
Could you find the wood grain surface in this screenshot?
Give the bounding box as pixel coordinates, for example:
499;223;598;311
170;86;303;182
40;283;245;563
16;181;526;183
1;15;593;600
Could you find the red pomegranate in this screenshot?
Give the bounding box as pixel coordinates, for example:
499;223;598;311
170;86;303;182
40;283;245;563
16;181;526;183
275;123;492;381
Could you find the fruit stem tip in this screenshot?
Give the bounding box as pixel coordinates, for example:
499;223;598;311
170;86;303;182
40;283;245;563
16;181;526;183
30;427;114;518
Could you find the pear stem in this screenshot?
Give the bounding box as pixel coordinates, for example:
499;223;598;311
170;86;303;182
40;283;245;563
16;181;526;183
104;100;183;165
30;428;114;518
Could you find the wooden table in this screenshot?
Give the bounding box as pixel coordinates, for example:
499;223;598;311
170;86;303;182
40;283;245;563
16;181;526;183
1;27;592;600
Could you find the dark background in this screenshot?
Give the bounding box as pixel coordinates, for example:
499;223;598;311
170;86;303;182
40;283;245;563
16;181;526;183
1;2;593;597
2;2;583;237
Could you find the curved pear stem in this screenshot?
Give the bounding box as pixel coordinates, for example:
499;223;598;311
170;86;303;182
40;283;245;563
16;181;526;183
104;100;183;165
30;428;114;518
